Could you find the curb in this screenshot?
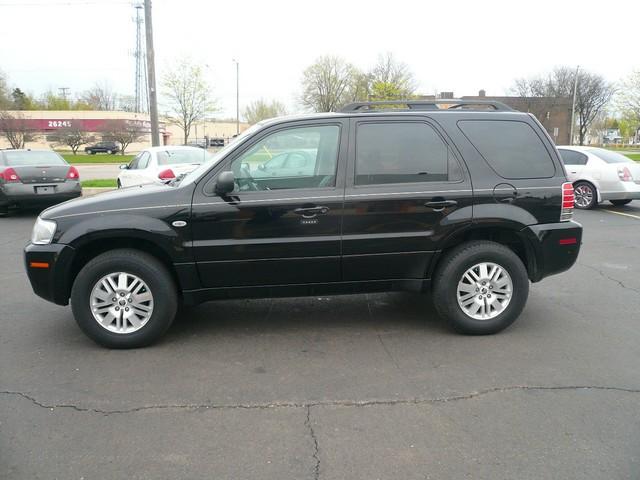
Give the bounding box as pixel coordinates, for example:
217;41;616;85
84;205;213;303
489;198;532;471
82;187;116;197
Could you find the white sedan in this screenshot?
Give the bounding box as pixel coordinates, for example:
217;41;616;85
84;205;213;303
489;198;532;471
557;146;640;209
117;146;210;188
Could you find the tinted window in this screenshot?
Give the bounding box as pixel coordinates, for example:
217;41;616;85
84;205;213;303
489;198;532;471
355;122;461;185
231;125;339;191
458;120;555;179
558;149;588;166
128;153;141;169
137;152;150;169
4;151;66;166
588;148;634;164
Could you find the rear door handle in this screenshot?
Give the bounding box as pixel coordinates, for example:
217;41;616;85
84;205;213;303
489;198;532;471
293;206;330;217
424;200;458;211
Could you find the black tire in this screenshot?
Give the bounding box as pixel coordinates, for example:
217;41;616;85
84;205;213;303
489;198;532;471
117;179;122;189
70;249;178;348
573;181;597;209
0;206;8;217
432;241;529;335
610;199;632;207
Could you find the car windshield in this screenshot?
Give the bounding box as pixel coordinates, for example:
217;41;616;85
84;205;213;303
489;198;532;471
589;148;634;164
177;123;263;185
157;149;210;165
4;151;66;166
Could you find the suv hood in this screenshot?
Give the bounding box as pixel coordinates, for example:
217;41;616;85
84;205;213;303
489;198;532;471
41;184;193;220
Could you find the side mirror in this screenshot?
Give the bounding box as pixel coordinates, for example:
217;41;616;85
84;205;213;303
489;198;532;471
119;164;129;170
215;171;235;195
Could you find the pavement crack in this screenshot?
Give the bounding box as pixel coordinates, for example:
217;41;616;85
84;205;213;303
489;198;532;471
2;385;639;416
305;405;320;480
377;334;400;370
578;262;640;294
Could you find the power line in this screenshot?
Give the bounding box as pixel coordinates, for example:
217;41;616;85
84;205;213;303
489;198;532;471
0;1;129;5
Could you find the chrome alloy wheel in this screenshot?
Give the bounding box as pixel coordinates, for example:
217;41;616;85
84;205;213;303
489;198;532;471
457;262;513;320
90;272;154;334
574;184;594;208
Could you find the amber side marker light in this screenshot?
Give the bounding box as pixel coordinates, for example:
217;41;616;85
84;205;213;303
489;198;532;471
29;262;50;269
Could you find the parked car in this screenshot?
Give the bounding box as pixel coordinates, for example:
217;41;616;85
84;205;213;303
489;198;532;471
84;141;120;155
251;150;316;178
0;149;81;216
117;146;210;188
209;138;225;147
557;146;640;209
24;100;582;348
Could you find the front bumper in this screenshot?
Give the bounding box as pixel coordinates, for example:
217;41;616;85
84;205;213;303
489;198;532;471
0;182;81;207
521;220;583;282
24;243;76;305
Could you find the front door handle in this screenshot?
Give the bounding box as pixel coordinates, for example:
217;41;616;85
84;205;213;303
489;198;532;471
293;206;330;218
424;200;458;212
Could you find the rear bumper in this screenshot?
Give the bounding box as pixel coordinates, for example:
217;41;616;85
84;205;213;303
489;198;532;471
600;183;640;201
521;220;582;282
0;182;81;207
24;243;76;306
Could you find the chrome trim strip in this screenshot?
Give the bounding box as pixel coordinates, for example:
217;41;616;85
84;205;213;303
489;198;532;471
51;204;191;219
192;195;343;207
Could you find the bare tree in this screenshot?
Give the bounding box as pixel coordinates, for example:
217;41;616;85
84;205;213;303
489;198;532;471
80;82;117;110
511;67;614;145
0;111;38;148
162;59;216;144
617;70;640;130
300;55;358;112
54;124;95;154
100;120;146;155
243;99;287;124
368;52;417;100
0;70;10;109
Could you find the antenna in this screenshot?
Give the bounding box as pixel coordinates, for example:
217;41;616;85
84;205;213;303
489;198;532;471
133;3;148;113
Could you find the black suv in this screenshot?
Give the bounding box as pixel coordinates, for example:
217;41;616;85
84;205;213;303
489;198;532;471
84;141;120;155
24;100;582;348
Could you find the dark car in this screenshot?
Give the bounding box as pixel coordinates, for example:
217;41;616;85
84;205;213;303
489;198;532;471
85;141;120;155
24;100;582;348
209;138;225;147
0;149;81;216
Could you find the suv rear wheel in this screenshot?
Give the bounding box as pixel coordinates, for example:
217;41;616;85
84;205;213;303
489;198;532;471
433;241;529;335
71;249;177;348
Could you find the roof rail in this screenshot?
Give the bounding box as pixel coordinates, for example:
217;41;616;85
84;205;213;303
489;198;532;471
338;99;514;113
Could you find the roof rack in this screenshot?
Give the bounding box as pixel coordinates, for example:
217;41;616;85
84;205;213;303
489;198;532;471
338;99;514;113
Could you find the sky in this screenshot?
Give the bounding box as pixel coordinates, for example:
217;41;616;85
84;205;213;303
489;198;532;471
1;0;638;118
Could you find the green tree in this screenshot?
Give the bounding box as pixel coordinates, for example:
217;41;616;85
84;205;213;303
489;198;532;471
367;52;416;100
11;88;37;110
0;70;10;108
162;58;217;144
243;99;287;124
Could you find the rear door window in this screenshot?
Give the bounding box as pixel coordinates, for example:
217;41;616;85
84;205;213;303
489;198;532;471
355;121;462;186
558;149;588;166
458;120;556;179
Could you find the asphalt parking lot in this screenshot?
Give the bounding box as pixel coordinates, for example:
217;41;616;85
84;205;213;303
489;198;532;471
1;205;639;479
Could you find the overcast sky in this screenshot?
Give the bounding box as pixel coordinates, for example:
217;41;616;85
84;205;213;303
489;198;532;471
1;0;638;118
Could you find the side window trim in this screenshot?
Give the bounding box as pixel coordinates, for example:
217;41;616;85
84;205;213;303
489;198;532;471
350;119;466;189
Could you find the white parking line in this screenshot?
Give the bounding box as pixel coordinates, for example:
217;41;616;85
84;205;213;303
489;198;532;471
602;209;640;220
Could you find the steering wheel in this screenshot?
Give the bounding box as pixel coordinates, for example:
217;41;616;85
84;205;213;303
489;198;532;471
237;166;261;191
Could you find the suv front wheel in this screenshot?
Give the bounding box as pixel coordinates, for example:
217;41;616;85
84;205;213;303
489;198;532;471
71;249;177;348
433;241;529;335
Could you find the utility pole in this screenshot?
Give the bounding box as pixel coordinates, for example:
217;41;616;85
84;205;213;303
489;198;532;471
569;65;579;146
144;0;160;146
233;59;239;135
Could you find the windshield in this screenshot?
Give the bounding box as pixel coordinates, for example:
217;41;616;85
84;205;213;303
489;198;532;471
157;148;210;165
3;151;66;166
589;148;634;164
178;124;263;185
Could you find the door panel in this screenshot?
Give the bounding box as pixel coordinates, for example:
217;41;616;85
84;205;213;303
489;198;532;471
191;120;348;288
342;117;473;281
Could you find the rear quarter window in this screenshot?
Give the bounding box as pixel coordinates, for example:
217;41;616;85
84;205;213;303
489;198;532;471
458;120;556;179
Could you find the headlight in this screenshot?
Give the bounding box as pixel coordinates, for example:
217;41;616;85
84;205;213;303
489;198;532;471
31;217;57;245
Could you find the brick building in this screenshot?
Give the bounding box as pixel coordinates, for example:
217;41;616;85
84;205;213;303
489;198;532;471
420;90;572;145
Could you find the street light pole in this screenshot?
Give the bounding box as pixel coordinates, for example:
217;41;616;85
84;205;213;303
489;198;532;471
233;59;239;135
144;0;160;146
569;65;579;146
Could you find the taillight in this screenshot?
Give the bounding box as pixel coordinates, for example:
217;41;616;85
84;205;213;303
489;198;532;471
66;166;79;180
0;167;20;183
158;169;175;180
618;166;633;182
561;182;574;222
